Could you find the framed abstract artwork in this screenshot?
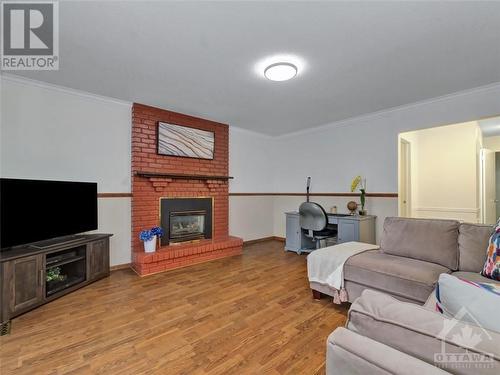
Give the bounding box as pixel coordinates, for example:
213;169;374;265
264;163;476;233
157;122;215;160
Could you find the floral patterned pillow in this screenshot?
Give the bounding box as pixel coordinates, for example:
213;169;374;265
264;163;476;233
481;220;500;281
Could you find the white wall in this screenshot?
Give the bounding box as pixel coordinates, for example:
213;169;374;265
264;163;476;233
272;84;500;193
228;127;275;240
270;83;500;241
1;77;131;192
484;135;500;151
229;127;274;192
229;196;275;241
1;75;132;266
3;75;500;250
400;122;481;222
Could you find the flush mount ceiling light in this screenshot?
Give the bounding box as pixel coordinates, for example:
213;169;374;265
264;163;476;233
264;62;298;81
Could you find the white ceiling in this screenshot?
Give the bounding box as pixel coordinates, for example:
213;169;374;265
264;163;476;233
15;1;500;135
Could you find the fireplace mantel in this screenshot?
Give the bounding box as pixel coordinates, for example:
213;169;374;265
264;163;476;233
136;171;232;192
136;171;234;181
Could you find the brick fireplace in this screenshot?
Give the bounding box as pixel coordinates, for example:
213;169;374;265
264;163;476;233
131;103;242;276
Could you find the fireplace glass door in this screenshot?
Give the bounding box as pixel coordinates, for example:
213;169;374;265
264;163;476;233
169;210;206;242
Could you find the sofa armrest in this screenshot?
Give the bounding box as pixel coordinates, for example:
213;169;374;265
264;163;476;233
327;327;450;375
347;290;500;374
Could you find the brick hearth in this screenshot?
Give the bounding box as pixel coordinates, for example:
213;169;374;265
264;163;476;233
131;103;242;276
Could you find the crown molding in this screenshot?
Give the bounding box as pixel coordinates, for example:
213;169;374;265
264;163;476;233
278;81;500;139
2;72;499;138
1;73;132;107
229;125;273;139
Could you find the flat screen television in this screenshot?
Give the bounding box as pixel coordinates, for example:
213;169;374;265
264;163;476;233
0;178;98;250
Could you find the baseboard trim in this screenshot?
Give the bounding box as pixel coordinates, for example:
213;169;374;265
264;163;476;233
243;236;285;245
110;263;132;271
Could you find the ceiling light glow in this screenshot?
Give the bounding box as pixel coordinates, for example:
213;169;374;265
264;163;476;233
254;54;306;82
264;62;297;81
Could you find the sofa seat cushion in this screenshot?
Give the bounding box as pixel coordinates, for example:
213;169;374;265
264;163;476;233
380;217;459;270
345;250;450;303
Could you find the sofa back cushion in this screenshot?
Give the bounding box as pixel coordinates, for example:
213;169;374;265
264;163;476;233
380;217;459;270
458;223;493;272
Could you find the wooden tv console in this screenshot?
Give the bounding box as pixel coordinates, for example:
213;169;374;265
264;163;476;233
0;234;112;335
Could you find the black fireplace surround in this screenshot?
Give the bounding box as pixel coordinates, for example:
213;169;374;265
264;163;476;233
160;198;213;245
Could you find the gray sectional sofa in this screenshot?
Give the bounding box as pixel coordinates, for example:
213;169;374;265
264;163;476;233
327;290;500;374
317;217;500;374
310;217;493;304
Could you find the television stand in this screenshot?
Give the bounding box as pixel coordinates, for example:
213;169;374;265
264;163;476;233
28;235;87;250
0;233;112;335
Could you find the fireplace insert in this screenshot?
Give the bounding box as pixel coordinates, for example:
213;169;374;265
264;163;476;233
170;210;206;242
160;198;213;245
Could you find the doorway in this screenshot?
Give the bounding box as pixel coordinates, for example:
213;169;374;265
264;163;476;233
398;121;482;223
479;115;500;224
399;138;411;217
480;149;497;224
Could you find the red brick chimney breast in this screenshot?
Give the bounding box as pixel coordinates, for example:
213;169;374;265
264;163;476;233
131;103;242;276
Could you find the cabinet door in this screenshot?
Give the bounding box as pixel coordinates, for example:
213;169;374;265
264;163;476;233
338;220;357;244
3;255;44;316
285;214;301;251
87;239;110;281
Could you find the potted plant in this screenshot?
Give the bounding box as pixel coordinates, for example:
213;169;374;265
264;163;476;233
351;175;367;215
46;266;67;283
140;226;164;253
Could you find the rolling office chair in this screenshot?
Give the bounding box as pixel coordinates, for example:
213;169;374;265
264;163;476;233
299;202;338;249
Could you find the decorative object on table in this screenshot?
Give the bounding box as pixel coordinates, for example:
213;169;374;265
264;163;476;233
140;226;164;253
46;266;67;283
481;219;500;281
347;201;358;215
351;175;367;215
157;122;214;159
330;205;337;214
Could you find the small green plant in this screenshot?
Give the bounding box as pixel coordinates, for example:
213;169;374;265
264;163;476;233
46;267;67;282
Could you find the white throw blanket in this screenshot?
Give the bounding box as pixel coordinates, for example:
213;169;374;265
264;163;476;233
307;241;380;304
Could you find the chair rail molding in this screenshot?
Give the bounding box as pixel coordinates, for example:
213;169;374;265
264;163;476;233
229;192;398;198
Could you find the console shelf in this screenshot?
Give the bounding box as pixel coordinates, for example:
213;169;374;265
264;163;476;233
0;233;112;335
46;255;86;268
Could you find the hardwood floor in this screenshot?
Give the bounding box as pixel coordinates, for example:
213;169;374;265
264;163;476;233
0;240;348;375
